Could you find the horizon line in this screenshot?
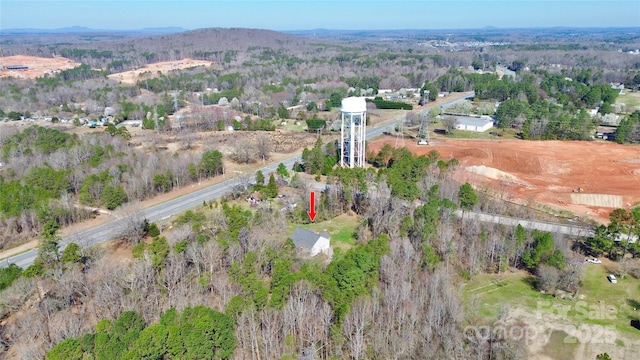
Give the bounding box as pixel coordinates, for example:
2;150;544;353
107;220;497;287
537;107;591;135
2;25;640;32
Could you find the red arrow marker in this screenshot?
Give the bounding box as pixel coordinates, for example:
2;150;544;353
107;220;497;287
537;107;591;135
307;191;317;222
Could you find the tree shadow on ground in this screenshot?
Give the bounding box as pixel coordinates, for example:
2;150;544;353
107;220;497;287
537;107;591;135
521;275;537;290
627;299;640;309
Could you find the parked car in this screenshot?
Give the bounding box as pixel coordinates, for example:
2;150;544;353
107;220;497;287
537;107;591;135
607;274;617;283
585;258;602;264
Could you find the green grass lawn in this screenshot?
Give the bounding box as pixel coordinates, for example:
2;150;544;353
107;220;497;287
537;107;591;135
463;271;548;319
275;119;309;132
463;265;640;336
616;92;640;111
446;129;498;140
290;214;361;249
578;264;640;333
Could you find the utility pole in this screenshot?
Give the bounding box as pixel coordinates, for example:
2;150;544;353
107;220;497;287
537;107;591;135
154;105;159;134
417;91;429;145
173;91;179;113
395;119;404;147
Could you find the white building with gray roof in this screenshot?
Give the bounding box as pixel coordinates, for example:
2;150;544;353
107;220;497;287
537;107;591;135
291;228;332;257
455;116;494;132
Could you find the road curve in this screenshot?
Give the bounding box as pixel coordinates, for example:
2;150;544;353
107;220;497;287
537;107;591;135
1;92;473;269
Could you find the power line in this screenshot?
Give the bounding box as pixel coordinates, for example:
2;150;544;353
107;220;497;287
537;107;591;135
395;118;404;147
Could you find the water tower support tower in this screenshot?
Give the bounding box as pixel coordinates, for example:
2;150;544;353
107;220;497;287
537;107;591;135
340;97;367;168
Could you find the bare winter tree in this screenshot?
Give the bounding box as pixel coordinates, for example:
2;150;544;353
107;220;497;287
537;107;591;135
113;201;147;245
405;111;418;126
259;308;286;359
236;309;263;360
0;277;38;318
87;260;128;321
0;126;17;147
441;115;459;134
254;132;273;163
49;307;88;345
536;264;559;292
444;101;473;115
230;137;256;164
365;181;405;239
342;297;371;360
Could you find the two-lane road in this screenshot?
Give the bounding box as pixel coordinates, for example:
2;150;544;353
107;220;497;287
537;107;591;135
1;92;473;269
1;159;297;269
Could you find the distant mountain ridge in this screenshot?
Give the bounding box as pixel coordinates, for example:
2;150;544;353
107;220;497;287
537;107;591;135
0;26;187;35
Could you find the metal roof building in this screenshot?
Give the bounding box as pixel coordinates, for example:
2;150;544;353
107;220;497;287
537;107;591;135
455;117;494;132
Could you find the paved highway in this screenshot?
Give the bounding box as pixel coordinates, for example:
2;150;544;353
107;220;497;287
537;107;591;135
1;93;473;269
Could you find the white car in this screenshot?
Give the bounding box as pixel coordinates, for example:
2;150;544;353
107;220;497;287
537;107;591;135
607;274;617;284
585;258;602;264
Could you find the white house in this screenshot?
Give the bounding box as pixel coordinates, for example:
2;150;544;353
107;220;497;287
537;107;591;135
291;228;332;257
455;117;494;132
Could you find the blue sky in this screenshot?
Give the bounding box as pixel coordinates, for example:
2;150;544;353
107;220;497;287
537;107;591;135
1;1;639;31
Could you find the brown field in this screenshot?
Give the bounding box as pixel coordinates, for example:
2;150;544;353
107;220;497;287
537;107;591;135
0;55;81;79
107;58;216;84
369;137;640;223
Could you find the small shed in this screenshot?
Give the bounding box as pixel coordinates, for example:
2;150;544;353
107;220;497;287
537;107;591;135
291;228;332;257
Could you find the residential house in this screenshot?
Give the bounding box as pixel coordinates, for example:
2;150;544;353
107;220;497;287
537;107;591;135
291;228;332;257
247;191;261;207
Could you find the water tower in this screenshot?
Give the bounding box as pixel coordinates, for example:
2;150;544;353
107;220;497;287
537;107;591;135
340;97;367;168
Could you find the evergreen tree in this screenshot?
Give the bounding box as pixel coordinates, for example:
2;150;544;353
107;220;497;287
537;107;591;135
276;163;289;178
199;150;224;177
458;183;478;211
61;242;82;264
102;185;128;210
39;220;60;264
149;237;170;270
255;170;265;186
266;173;278;198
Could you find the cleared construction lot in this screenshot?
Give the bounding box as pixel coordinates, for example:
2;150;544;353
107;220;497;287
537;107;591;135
370;137;640;223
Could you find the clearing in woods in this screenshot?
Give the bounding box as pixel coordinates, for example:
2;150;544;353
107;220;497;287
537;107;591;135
616;91;640;112
0;55;81;79
107;59;217;84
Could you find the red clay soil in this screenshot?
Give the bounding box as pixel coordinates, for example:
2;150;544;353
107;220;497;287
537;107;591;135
0;55;81;79
369;137;640;223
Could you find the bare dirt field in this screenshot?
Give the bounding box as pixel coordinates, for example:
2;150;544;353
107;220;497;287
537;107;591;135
107;59;216;84
369;137;640;223
0;55;81;79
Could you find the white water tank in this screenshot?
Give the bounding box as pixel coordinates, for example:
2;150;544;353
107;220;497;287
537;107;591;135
340;97;367;113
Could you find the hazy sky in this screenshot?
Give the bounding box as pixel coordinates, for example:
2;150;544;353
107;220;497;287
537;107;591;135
1;0;639;31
